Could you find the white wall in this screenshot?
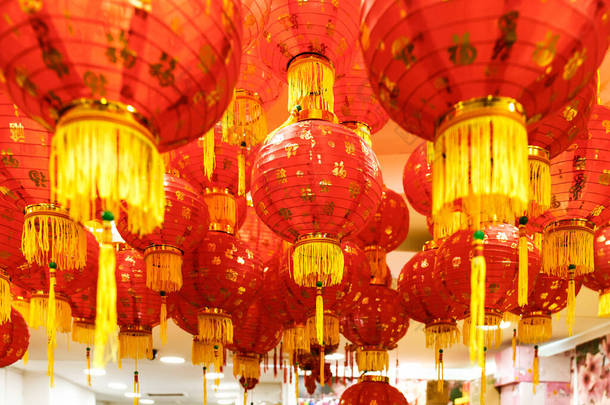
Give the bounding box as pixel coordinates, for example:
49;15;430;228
50;375;95;405
0;367;24;405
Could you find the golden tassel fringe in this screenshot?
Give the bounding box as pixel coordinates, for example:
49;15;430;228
519;314;552;344
287;55;335;113
433;211;468;241
221;92;268;148
527;153;551;218
198;311;233;345
119;331;153;360
356;348;389;372
0;274;10;324
567;268;576;336
233;354;261;380
21;207;87;270
470;235;486;367
237;150;246;197
203;128;216;180
518;221;529;307
29;294;72;333
425;322;460;349
463;314;502;350
542;223;594;276
315;287;324;346
203;367;208;405
306;312;339;347
282;325;310;363
52;104;165;235
432;105;528;233
292;236;343;288
598;290;610;317
320;346;325;387
144;246;183;293
481;348;487;405
192;338;224;372
160;294;167;345
72;321;95;346
512;329;517;366
503;312;521;323
12;299;29;325
202;190;237;234
533;346;539;393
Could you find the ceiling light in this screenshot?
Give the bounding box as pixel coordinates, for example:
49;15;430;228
215;392;237;398
218;400;234;405
124;393;141;398
160;356;185;364
325;353;345;361
205;372;224;380
216;382;239;390
83;368;106;376
499;320;511;329
108;382;127;390
140;400;154;404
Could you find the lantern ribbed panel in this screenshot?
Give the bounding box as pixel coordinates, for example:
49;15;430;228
403;142;432;217
237;47;283;107
238;205;284;265
513;273;582;317
0;309;29;367
242;0;272;52
339;378;408;405
227;298;283;355
168;291;198;337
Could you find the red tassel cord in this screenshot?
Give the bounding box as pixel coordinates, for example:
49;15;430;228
283;361;287;384
273;347;278;378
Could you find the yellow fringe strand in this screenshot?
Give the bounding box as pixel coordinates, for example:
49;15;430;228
133;371;139;405
86;347;91;386
512;329;517;366
568;266;576;336
518;219;529;307
527;150;551;218
192;338;224;372
29;294;72;333
316;287;324;346
463;314;503;350
203;367;208;405
432;100;528;233
470;233;486;367
542;221;594;276
0;273;10;324
519;314;552;344
198;310;233;345
221;91;268;148
433;211;469;241
295;364;299;400
481;348;487;405
22;205;87;270
320;346;325;387
51;103;165;235
282;325;310;363
533;346;539;393
119;330;153;360
598;290;610;317
72;321;95;346
233;354;261;380
160;294;167;345
94;219;118;369
306;312;340;347
203;128;216;180
238;149;246;196
287;54;335;113
202;190;237;234
23;349;28;365
424;321;460;350
356;348;389;372
436;349;445;392
292;236;344;288
144;245;183;293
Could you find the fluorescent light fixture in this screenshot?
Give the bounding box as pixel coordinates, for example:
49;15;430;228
478;320;511;331
205;372;224;380
216;392;237;398
108;382;127;390
216;382;239;390
325;352;345;361
160;356;185;364
124;392;141;398
140;400;154;404
218;400;234;405
83;368;106;376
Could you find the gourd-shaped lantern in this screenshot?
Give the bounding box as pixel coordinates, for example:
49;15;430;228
584;225;610;316
339;376;408;405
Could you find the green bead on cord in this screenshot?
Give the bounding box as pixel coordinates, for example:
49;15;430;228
49;262;57;269
101;210;114;222
473;230;485;240
519;216;528;226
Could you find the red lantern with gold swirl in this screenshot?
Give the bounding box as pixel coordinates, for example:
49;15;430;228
0;88;87;273
361;0;609;236
341;285;409;372
179;232;263;372
0;1;243;236
584;225;610;317
117;173;208;293
0;308;29;367
355;187;409;286
339;376;408;405
0;190;25;323
403;142;432;217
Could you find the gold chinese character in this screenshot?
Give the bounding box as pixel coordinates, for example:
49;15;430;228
332;161;347;178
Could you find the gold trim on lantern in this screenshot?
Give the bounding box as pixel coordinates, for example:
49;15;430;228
72;320;95;345
233;353;261;380
519;311;552;344
143;244;184;293
287;53;336;115
356;347;389;372
203;188;238;235
437;96;526;132
306;311;339;347
29;292;72;333
359;375;389;383
295;108;339;123
342;121;373;146
293;233;343;288
527;146;551;219
118;327;153;360
197;307;233;345
542;219;595;276
527;146;550;163
424;319;460;350
462;311;503;350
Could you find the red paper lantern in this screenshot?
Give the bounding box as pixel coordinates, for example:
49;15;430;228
10;283;31;324
341;285;409;372
339;376;408;405
355;187;409;286
238;204;284;265
0;308;29;367
584;225;610;316
116;247;161;361
0;1;243;234
252;119;383;288
117;173;208;293
361;0;609;234
227;298;283;381
0;88;87;271
69;285;97;346
0;191;25;323
237;48;283;110
242;0;272;52
534;104;610;277
399;242;465;351
403;142;432;217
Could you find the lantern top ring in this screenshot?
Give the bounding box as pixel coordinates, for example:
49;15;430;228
234;89;264;104
342;121;373;145
543;218;596;234
295;108;339;123
528;145;551;164
359;375;389;383
198;307;230;317
24;203;70;219
436;96;526;136
73;318;95;326
522;311;552;320
295;233;340;246
287;53;335;75
143;244;184;257
425;318;458;328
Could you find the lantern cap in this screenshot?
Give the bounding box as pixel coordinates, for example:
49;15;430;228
473;230;485;240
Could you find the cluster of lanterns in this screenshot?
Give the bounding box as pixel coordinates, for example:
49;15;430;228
0;1;609;405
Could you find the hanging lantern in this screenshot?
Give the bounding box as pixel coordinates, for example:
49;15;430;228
355;187;409;286
179;232;263;372
70;286;97;346
0;308;29;367
238;203;284;265
0;192;25;323
0;89;86;271
339;375;408;405
117;173;208;293
403;142;433;217
585;225;610;316
11;283;31;324
227;297;283;381
534;104;610;277
241;0;272;52
0;1;243;235
361;0;609;234
436;224;540;365
341;285;409;372
116;248;161;361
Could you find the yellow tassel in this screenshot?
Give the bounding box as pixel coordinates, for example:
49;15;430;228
470;231;486;367
355;348;389;372
437;349;444;392
238;147;246;196
203;128;216;180
47;264;57;387
481;347;487;405
567;265;576;336
202;190;237;235
424;321;460;350
52;102;165;236
518;217;529;307
462;314;503;350
0;272;11;324
197;310;233;345
233;354;261;380
203;367;208;405
316;286;324;346
306;312;339;347
527;148;551;218
119;330;153;361
23;349;28;365
94;214;118;369
519;314;552;344
243;391;247;405
533;346;539;393
133;371;139;405
222;91;268;148
192;339;224;372
72;321;95;346
21;205;87;270
512;329;517;367
320;346;325;388
86;347;92;386
48;332;55;387
598;289;610;317
286;54;335;113
542;220;595;276
295;363;299;401
29;293;72;333
144;245;183;293
160;293;167;345
432;98;528;233
282;325;310;363
292;236;343;288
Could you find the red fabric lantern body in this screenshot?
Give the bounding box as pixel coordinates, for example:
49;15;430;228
69;286;96;345
341;285;409;372
399;242;464;351
535;104;610;277
242;0;271;52
238;204;284;265
227;298;283;381
0;1;243;234
403;142;432;217
355;187;409;286
117;173;208;293
0;308;29;367
116;248;161;361
362;0;609;236
339;376;408;405
0;88;87;271
0;192;25;323
584;225;610;316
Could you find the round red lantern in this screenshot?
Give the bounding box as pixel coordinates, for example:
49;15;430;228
252;119;383;288
242;0;272;52
339;376;408;405
0;308;29;367
10;283;31;324
584;225;610;316
0;88;87;271
341;285;409;372
117;173;208;293
69;285;97;346
403;142;432;217
355;187;409;285
0;1;243;235
238;203;284;265
0;192;25;323
361;0;609;234
179;232;263;371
